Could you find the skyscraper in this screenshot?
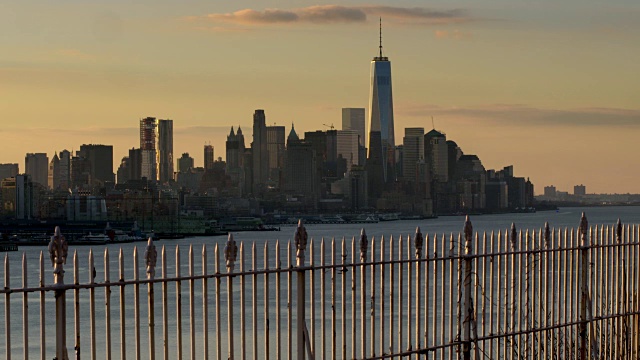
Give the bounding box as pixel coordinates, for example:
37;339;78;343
251;110;269;194
336;130;360;173
425;129;448;183
402;128;425;182
157;119;174;183
366;19;395;202
266;125;285;184
342;108;365;146
140;117;157;180
177;153;194;173
78;144;114;185
0;164;19;181
204;144;214;171
25;153;48;188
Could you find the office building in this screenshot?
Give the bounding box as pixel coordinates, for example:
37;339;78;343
367;21;395;202
251;110;269;194
157;119;174;183
336;130;360;174
342;108;365;146
177;153;194;174
574;184;586;196
140;117;157;180
266;125;285;183
0;164;19;181
402;128;425;182
204;144;215;171
425;129;448;183
25;153;48;188
78;144;114;185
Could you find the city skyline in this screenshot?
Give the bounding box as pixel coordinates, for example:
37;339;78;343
1;1;639;193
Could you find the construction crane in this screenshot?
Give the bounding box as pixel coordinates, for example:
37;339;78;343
322;123;335;130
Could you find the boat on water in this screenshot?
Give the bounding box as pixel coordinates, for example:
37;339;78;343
379;213;400;221
73;233;110;245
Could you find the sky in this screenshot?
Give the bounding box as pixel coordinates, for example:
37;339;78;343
0;0;639;194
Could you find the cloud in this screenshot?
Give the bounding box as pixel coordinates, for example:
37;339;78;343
362;6;469;24
396;103;640;127
189;5;473;28
434;29;472;40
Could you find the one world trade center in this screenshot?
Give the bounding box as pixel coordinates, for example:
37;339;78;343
366;19;395;202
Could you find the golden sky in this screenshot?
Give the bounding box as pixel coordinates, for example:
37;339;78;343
1;1;639;194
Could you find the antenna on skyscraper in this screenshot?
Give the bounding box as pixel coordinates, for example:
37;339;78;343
379;17;383;58
431;116;435;130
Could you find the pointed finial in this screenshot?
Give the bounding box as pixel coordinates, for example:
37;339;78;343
48;226;68;285
544;222;551;247
414;226;424;259
359;228;368;262
145;237;157;279
224;233;238;271
295;219;308;266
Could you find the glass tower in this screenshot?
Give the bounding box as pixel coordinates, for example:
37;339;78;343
367;19;395;200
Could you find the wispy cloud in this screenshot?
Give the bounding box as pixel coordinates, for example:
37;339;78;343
186;5;474;29
397;104;640;127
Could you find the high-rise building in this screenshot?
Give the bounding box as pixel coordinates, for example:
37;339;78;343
48;153;59;190
574;184;586;196
342;108;365;146
204;144;215;171
366;20;395;202
266;125;285;184
284;125;318;206
157;119;174;183
15;174;33;220
25;153;48;188
58;150;71;190
402;128;425;182
117;157;130;184
0;164;19;181
70;156;91;189
128;148;142;181
251;110;269;194
336;130;360;174
78;144;114;185
225;126;246;192
140;117;157;180
177;153;194;173
425;129;448;183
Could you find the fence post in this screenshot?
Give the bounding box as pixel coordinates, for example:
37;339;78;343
295;220;308;360
359;229;368;358
48;226;69;360
578;213;590;359
145;237;157;360
225;233;238;360
461;216;474;360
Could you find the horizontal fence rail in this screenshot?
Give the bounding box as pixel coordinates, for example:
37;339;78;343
1;214;639;359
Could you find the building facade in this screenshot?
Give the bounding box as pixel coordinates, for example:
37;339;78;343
402;127;425;182
140;117;157;180
366;24;395;202
204;144;214;171
342;108;365;146
25;153;48;188
157;119;174;183
251;110;269;195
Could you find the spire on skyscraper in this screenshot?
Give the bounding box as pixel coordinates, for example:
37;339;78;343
379;17;383;58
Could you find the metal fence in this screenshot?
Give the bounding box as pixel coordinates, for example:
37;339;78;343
1;213;640;359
